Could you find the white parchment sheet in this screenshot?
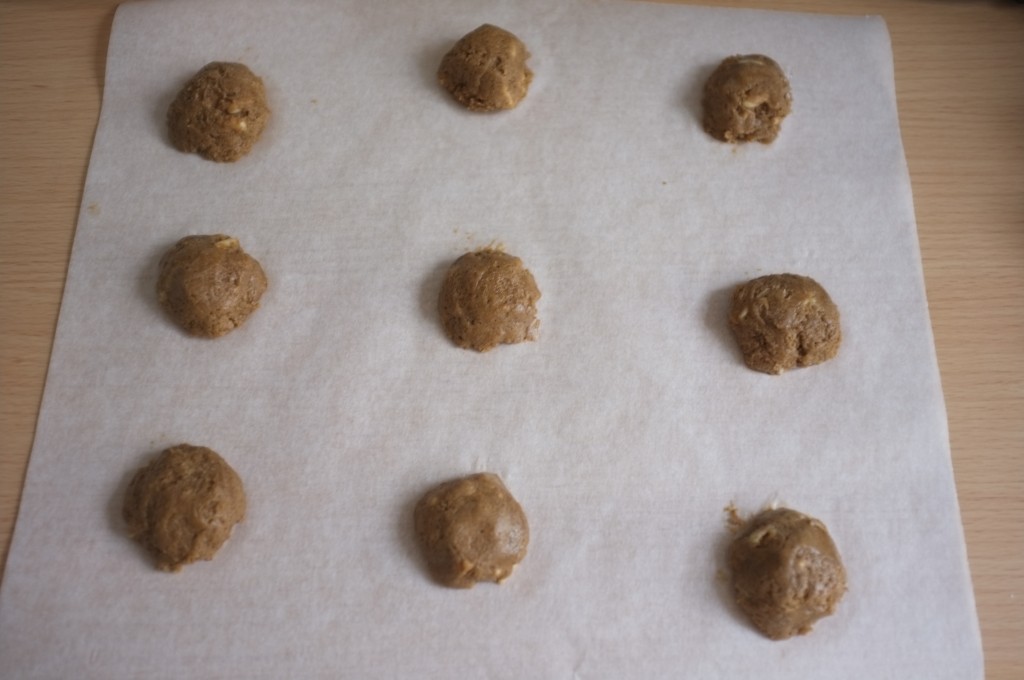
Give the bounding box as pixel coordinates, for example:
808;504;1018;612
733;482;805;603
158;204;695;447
0;0;983;677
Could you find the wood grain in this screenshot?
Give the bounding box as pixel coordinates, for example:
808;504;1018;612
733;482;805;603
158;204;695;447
1;1;1021;676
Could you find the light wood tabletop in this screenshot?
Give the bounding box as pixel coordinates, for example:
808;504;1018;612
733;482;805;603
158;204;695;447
1;0;1021;676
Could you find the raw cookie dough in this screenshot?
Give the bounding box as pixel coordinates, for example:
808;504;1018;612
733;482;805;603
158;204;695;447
702;54;792;143
157;234;268;338
167;62;270;162
122;444;246;572
413;473;529;589
727;273;841;375
438;248;540;352
437;24;533;112
727;507;847;640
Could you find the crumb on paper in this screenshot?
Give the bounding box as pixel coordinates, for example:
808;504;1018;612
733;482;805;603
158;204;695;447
725;502;745;532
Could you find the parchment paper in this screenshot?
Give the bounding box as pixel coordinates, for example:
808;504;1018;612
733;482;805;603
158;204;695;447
0;0;984;677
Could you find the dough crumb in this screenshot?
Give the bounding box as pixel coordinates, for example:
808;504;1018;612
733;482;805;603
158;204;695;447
724;502;745;533
167;62;270;162
157;234;268;339
727;507;847;640
414;473;529;588
122;444;246;572
727;273;840;374
438;248;540;352
702;54;792;144
438;24;533;112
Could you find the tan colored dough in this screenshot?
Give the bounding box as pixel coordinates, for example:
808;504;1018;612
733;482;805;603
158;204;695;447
157;234;268;338
702;54;792;143
167;62;270;162
438;248;540;352
727;273;840;375
414;473;529;589
438;24;533;112
122;444;246;573
728;507;847;640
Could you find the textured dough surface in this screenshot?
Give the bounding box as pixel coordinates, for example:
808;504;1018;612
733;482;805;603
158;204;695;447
157;234;268;338
702;54;792;143
414;473;529;588
122;444;246;572
438;24;533;112
728;507;847;640
167;62;270;162
438;248;540;352
728;273;840;374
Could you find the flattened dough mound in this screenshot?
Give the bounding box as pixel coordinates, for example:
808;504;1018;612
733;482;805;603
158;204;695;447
167;62;270;162
728;273;840;375
123;444;246;572
414;473;529;589
728;507;847;640
157;234;268;338
438;24;533;112
438;248;540;352
702;54;792;143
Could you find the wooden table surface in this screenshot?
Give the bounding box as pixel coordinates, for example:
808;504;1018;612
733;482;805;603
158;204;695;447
1;0;1021;675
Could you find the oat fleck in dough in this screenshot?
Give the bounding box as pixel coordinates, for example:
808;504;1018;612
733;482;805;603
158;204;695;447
438;248;540;352
157;234;268;338
702;55;792;143
414;473;529;588
167;62;270;162
438;24;533;112
728;273;840;375
728;507;847;640
123;444;246;573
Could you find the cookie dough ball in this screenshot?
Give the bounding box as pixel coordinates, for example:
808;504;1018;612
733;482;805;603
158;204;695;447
438;24;533;112
727;273;840;375
414;473;529;588
728;507;847;640
438;248;540;352
167;62;270;162
702;55;792;143
123;444;246;572
157;234;268;338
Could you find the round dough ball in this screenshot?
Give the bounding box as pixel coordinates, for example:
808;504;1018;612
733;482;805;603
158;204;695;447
438;248;540;352
414;473;529;588
157;234;268;338
167;62;270;162
702;54;792;143
727;273;840;375
728;507;847;640
122;444;246;572
438;24;533;112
